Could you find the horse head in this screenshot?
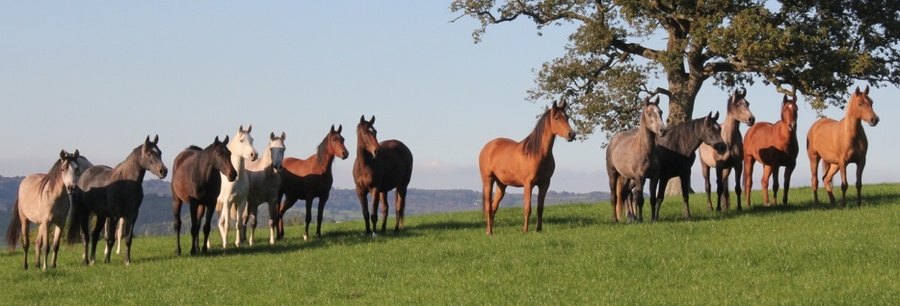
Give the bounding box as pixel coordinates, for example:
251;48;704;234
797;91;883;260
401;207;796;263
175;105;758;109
230;125;259;162
213;135;237;182
329;124;350;160
59;149;81;194
643;96;667;137
701;111;727;154
140;135;168;179
357;115;380;158
730;87;755;126
850;85;879;127
549;101;576;142
268;132;286;170
781;95;799;132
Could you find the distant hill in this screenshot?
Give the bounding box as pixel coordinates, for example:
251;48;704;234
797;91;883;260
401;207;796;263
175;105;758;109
0;175;608;238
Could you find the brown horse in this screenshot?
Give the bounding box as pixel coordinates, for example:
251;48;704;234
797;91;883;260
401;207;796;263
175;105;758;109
699;88;756;211
68;135;167;266
743;95;799;207
277;125;349;240
807;85;880;207
354;116;414;236
171;136;237;255
479;101;575;234
606;97;666;223
5;150;81;270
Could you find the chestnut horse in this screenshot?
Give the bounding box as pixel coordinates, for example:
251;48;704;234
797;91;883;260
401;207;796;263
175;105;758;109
743;95;799;207
243;132;286;245
606;97;666;223
699;88;756;211
354;116;413;236
277;125;348;240
647;111;727;221
5;150;81;270
480;101;575;234
171;136;237;255
68;135;167;266
807;85;880;207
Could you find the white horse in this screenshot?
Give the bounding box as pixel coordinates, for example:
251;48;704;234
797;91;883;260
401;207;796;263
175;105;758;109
215;125;258;248
242;132;286;245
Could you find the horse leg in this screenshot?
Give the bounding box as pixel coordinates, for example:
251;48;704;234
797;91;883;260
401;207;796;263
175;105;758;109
355;188;373;236
276;195;298;240
89;216;104;265
244;202;256;246
760;165;773;206
822;163;839;207
608;173;620;223
378;191;389;234
189;203;201;255
536;185;548;232
701;163;713;211
490;184;507;233
77;211;90;265
631;179;646;223
37;223;48;270
173;198;183;256
201;204;214;253
782;163;795;206
733;162;743;211
50;224;62;268
838;163;850;208
648;178;659;222
370;188;382;236
394;186;408;233
267;198;279;244
235;200;248;247
123;214;137;265
103;217;115;264
742;157;754;210
481;178;494;235
217;199;229;249
679;174;692;219
855;161;866;207
770;166;780;206
315;196;329;238
522;183;534;233
116;218;124;255
809;153;822;206
19;219;29;270
304;198;314;241
719;166;732;211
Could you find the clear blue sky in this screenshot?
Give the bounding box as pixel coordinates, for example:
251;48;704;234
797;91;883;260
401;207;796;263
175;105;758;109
2;2;897;193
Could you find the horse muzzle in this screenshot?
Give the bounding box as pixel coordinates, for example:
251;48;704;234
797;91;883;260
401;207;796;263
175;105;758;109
713;142;727;154
157;167;169;179
869;116;880;127
658;128;668;137
747;116;756;126
66;185;77;195
341;150;350;160
566;131;576;142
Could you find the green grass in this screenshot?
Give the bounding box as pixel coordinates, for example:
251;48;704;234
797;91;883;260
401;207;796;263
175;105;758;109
3;184;898;304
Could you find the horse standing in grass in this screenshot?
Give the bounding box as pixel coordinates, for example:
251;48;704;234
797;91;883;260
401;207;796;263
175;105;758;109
277;125;349;240
807;85;880;207
171;136;237;255
646;112;727;221
479;101;575;235
216;125;258;248
5;150;81;270
354;116;413;236
606;97;666;223
743;95;799;207
69;135;167;265
699;88;756;211
243;132;286;245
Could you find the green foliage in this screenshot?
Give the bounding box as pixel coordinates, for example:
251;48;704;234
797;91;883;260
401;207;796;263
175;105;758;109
2;184;898;304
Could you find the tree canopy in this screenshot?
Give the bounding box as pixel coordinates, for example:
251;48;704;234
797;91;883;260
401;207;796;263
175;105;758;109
451;0;900;142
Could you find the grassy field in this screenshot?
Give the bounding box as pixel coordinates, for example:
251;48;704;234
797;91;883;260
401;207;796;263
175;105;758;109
2;184;898;304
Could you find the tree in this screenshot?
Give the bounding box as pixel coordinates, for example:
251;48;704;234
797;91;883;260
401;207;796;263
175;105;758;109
450;0;900;141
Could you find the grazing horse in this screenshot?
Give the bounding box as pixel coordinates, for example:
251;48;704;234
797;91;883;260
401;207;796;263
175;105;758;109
353;116;414;236
646;112;727;221
69;135;167;265
606;97;666;223
5;150;81;270
699;88;756;211
277;125;349;240
171;136;237;256
216;125;258;248
480;101;576;234
743;95;799;207
242;132;286;245
807;85;880;207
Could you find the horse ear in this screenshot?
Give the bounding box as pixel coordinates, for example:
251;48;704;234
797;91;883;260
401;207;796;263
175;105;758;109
782;95;789;104
854;86;861;96
247;125;252;133
360;115;365;123
369;116;376;125
60;149;67;159
713;111;720;121
864;85;870;95
214;136;221;144
145;135;152;145
331;124;336;133
652;96;660;105
223;135;230;144
270;132;276;140
74;149;79;158
558;100;568;110
281;132;286;140
336;125;342;134
238;125;244;132
152;134;159;144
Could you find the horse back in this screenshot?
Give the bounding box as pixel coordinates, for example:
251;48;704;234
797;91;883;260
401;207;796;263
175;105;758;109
807;117;867;164
606;130;652;179
479;137;532;186
280;156;333;200
15;174;49;223
172;148;220;204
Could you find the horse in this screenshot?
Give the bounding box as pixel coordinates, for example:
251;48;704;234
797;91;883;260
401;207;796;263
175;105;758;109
605;96;666;223
277;125;349;240
215;125;258;248
743;95;799;207
479;101;575;234
242;132;286;245
68;135;167;266
5;149;81;270
171;136;237;255
646;111;727;221
353;116;414;236
699;88;756;211
807;85;880;207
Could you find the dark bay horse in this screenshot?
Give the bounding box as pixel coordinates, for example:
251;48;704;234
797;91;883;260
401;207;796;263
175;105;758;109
5;150;81;270
68;135;167;265
606;97;666;223
171;136;237;255
807;85;880;207
277;125;349;240
699;88;756;211
479;101;575;235
646;112;727;221
244;132;286;245
353;116;413;236
743;95;799;207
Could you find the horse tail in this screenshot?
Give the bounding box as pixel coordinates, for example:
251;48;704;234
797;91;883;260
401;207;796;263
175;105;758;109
5;198;21;251
66;192;85;244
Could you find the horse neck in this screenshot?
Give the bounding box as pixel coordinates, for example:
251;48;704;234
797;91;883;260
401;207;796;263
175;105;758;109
721;114;741;145
521;116;556;159
665;121;704;155
638;120;658;154
40;161;68;198
355;146;375;169
112;147;147;182
840;106;864;136
230;150;247;175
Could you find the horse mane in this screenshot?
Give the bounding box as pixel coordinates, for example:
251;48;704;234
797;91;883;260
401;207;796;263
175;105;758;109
40;158;65;191
522;109;551;156
316;134;330;164
660;117;707;154
186;145;203;151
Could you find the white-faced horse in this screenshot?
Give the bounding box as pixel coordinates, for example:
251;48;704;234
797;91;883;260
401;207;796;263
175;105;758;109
5;150;81;270
215;125;258;248
242;132;286;245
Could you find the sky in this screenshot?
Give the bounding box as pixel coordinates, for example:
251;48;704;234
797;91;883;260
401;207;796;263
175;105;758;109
1;2;898;194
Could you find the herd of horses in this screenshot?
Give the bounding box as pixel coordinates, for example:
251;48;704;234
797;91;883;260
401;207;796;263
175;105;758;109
4;86;880;270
